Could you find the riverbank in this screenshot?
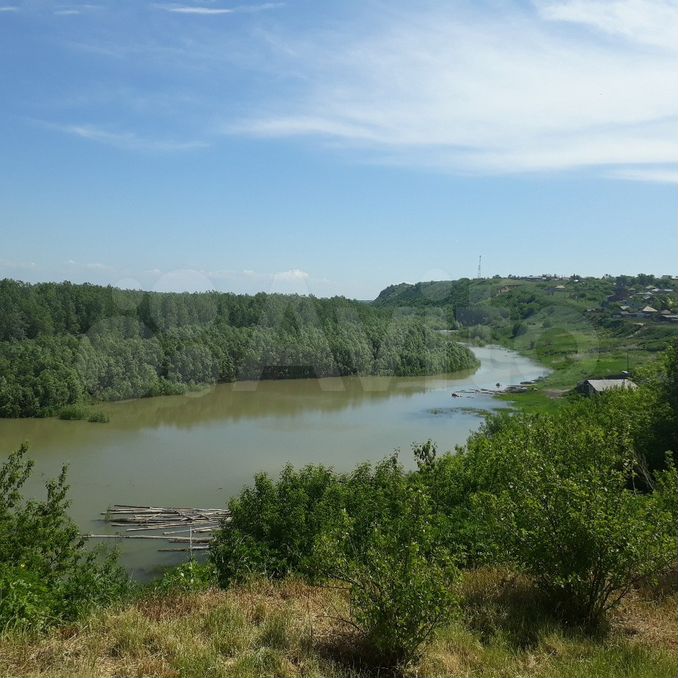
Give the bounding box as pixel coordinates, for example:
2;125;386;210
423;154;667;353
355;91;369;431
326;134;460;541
461;332;669;414
2;569;675;678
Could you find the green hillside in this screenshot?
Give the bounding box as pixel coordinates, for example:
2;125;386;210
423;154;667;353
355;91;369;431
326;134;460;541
373;274;678;410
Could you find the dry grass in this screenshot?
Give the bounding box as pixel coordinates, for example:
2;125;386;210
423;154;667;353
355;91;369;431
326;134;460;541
1;570;676;678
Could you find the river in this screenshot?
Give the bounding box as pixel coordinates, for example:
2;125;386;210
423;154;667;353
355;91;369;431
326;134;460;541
0;345;548;578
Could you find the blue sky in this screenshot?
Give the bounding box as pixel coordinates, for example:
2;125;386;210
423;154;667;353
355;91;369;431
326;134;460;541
1;0;676;299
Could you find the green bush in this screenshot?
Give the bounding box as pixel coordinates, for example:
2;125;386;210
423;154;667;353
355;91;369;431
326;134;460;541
87;410;109;423
58;405;90;420
0;445;130;630
154;560;217;593
0;564;55;630
465;411;678;626
316;458;459;671
211;464;338;585
212;455;460;671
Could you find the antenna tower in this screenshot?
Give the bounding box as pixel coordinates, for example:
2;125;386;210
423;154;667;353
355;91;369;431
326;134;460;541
477;255;482;279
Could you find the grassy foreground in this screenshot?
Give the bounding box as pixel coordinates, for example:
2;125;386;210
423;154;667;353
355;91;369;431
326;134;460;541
1;569;675;678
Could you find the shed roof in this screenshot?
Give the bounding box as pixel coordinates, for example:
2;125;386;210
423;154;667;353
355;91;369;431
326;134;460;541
584;379;637;393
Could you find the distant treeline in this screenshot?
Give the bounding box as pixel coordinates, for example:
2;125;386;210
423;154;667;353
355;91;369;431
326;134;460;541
0;280;478;417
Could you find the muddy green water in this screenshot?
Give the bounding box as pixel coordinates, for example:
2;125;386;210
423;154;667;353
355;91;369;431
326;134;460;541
0;346;548;579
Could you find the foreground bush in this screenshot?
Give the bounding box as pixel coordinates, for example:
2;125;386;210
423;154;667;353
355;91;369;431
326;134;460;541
154;560;217;594
211;464;338;584
465;412;677;626
212;456;460;671
0;445;129;630
317;458;459;670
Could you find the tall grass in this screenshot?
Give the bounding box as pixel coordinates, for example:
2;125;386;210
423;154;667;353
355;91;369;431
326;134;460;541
0;570;674;678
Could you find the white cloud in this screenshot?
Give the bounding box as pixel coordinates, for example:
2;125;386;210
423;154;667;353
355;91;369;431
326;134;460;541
231;1;677;178
0;258;37;270
153;269;217;293
53;123;209;151
535;0;676;50
66;259;115;272
0;6;18;11
161;6;234;15
235;3;285;14
157;3;283;16
273;268;310;282
609;166;678;184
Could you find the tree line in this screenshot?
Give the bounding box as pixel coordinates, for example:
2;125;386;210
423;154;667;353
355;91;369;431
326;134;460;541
0;280;478;417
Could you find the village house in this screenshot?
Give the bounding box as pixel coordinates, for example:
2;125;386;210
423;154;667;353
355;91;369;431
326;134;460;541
577;378;638;396
639;305;658;318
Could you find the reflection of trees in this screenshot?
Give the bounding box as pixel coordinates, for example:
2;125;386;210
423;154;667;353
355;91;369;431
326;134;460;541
101;371;477;431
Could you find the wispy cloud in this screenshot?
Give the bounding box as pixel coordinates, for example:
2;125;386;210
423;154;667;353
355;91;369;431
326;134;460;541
146;267;316;293
52;123;209;151
273;268;309;282
0;258;37;270
159;6;234;15
535;0;676;50
230;1;676;179
0;6;18;12
609;166;678;184
233;3;284;14
67;259;116;272
156;3;283;16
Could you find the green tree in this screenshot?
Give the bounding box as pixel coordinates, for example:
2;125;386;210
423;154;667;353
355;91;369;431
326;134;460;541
0;445;129;629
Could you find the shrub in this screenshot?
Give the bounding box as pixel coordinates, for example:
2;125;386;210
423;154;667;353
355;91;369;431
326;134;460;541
87;410;109;423
154;560;217;593
211;464;338;585
316;458;459;671
211;456;460;670
466;411;678;626
0;445;130;630
58;405;90;420
0;564;55;630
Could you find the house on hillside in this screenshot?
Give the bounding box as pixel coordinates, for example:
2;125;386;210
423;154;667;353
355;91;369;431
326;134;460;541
577;378;638;396
640;305;658;318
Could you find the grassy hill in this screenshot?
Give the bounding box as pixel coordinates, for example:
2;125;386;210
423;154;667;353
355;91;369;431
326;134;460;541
373;274;678;411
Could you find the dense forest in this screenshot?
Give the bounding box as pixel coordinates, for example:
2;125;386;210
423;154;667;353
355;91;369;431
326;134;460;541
0;279;478;417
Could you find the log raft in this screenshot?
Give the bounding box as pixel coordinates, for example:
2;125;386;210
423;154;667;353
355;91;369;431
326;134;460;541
82;504;231;552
